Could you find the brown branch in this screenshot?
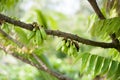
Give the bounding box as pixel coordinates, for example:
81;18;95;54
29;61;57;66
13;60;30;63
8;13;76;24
88;0;105;19
0;13;117;49
46;30;115;48
0;45;72;80
32;53;72;80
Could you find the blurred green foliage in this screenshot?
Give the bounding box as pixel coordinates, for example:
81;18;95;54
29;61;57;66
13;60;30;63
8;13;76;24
0;0;19;12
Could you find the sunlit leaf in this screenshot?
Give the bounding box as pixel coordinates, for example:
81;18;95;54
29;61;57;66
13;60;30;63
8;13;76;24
86;55;98;74
90;17;120;40
47;16;58;30
100;58;111;75
94;57;104;76
35;9;47;29
14;27;29;44
107;61;119;79
80;53;90;73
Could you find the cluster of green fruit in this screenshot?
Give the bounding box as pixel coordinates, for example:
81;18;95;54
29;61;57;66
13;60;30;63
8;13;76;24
27;23;47;45
56;39;79;57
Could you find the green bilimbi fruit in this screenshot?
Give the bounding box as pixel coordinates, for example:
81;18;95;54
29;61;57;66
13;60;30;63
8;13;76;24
67;48;71;56
35;30;42;45
61;45;67;53
40;27;47;40
32;26;47;45
57;39;79;56
72;44;78;57
60;40;69;53
28;28;37;40
56;42;62;51
67;42;74;56
70;43;74;54
27;31;36;40
72;43;77;52
64;46;68;53
66;40;70;47
56;40;66;51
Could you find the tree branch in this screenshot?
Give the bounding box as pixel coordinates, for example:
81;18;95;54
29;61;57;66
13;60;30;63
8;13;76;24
88;0;105;19
0;13;117;49
0;44;72;80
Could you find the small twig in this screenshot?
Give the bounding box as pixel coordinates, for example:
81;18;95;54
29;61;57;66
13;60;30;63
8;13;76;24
88;0;105;19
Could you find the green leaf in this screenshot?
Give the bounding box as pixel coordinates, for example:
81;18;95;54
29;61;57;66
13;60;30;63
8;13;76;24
74;52;85;63
108;49;120;62
47;16;58;30
112;63;120;80
36;53;53;69
35;9;47;29
94;56;104;76
0;0;19;12
35;30;43;45
107;61;119;79
27;31;36;40
100;58;111;75
40;27;47;40
56;40;66;51
14;27;29;44
80;53;90;73
1;23;10;33
90;17;120;40
86;55;98;74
